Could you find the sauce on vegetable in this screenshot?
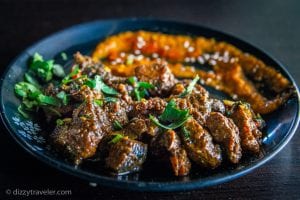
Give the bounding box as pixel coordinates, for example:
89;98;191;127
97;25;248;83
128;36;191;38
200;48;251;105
92;31;293;114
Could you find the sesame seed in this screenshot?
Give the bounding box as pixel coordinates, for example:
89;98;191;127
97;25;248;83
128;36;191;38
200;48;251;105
190;57;196;63
209;60;217;65
197;56;205;64
203;54;210;60
164;45;170;50
152;53;159;58
136;55;144;61
137;36;144;42
188;46;195;52
223;56;229;63
184;57;191;62
115;58;122;63
224;51;229;57
120;52;126;57
184;41;190;48
212;52;219;59
134;49;141;55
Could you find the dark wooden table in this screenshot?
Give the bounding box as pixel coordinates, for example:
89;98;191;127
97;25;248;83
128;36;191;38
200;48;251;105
1;0;299;199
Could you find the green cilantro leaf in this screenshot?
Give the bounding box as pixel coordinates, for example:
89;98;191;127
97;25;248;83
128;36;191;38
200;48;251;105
53;64;66;78
179;75;199;98
149;99;191;130
108;133;124;144
60;52;68;61
62;65;80;84
94;99;103;106
127;76;154;101
56;91;68;105
159;99;189;123
149;114;190;130
113;120;123;130
85;75;119;96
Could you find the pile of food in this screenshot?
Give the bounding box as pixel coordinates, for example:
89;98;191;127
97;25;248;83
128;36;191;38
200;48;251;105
14;31;294;176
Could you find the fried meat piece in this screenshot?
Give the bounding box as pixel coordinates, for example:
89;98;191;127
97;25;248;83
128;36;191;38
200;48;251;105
206;112;242;163
181;118;222;169
105;137;147;174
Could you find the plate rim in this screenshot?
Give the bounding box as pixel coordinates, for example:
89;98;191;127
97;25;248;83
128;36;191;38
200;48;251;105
1;17;299;191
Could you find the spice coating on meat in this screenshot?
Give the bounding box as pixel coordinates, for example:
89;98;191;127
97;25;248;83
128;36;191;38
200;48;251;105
129;97;167;118
206;112;242;163
135;63;177;96
229;103;263;153
51;95;105;164
43;51;270;176
173;84;212;125
151;130;191;176
105;137;147;174
181;118;222;169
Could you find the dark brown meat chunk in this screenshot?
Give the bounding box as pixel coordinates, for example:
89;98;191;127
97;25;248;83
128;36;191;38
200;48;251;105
206;112;242;163
129;97;167;118
123;118;158;140
105;137;147;174
229;103;263;153
124;118;148;139
102;99;129;130
151;130;191;176
74;52;111;80
173;84;212;125
135;63;177;96
51;96;105;164
181;118;222;169
210;99;225;114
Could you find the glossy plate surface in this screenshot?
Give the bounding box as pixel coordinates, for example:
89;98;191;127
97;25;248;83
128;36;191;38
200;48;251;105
1;18;299;191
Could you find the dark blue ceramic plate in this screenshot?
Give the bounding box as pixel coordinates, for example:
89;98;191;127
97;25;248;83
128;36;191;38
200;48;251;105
1;18;299;191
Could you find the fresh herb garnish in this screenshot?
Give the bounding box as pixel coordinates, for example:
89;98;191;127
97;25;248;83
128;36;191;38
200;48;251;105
178;75;199;98
24;73;40;87
108;133;124;144
84;75;119;96
15;82;42;99
149;115;189;130
159;100;189;123
36;94;61;106
30;53;54;82
104;97;118;103
94;99;103;106
95;75;119;96
56;91;68;105
62;65;80;84
56;119;64;126
181;126;191;139
60;52;68;61
15;81;61;117
113;120;123;130
53;64;66;78
126;55;134;65
127;76;154;101
149;99;190;130
17;105;30;118
84;78;96;88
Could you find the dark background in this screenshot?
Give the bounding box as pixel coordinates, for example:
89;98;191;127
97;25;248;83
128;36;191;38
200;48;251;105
0;0;299;199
